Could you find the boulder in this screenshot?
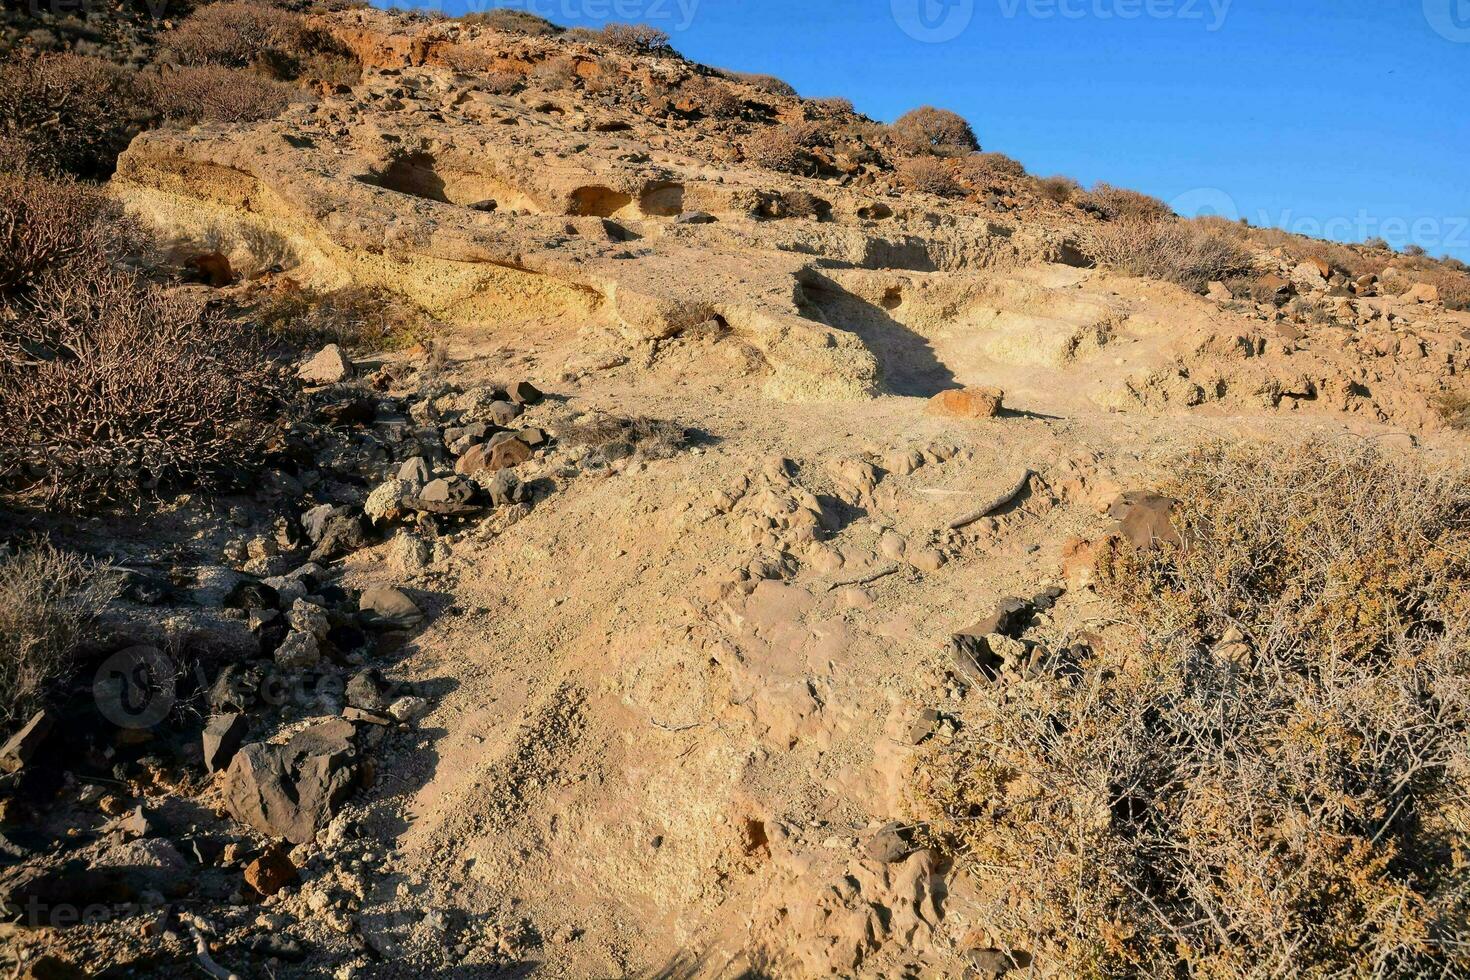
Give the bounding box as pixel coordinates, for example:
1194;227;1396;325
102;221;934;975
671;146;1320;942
1405;282;1440;304
488;437;532;471
244;846;299;897
359;586;423;629
222;720;358;845
485;400;523;426
411;477;479;515
482;469;526;507
297;344;353;385
274;630;321;670
926;386;1004;419
508;381;544;405
310;512;369;562
1108;491;1183;549
364;478;414;524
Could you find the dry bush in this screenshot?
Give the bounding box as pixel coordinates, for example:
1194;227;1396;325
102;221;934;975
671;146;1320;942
1433;390;1470;430
744;122;826;175
558;413;685;462
162;2;308;69
255;284;432;352
0;174;138;297
529;54;579;90
145;65;297;124
679;76;741;119
1404;243;1428;257
0;269;294;508
479;70;523;94
921;438;1470;977
720;70;796;97
0;542;120;729
1081;182;1173;222
296;51;361;87
809;96;854;115
897;156;961;197
0;53;142;178
599;23;674;56
1081;217;1252;291
460;8;560;34
960;151;1027;188
1035;173;1080;203
890;106;979;156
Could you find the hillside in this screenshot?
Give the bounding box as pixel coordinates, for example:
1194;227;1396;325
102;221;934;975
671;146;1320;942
2;6;1469;978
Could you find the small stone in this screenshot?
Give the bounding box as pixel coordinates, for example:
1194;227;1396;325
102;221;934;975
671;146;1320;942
488;438;532;471
358;587;423;629
287;598;331;640
0;709;54;773
908;548;945;572
364;479;413;524
298;345;353;385
397;456;432;486
507;381;543;405
203;713;249;774
275;630;321;670
387;696;428;724
926;386;1004;419
245;846;299;897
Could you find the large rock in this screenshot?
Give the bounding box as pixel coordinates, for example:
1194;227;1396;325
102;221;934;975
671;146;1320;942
298;344;353;385
359;586;423;628
364;479;413;524
222;720;359;844
926;386;1004;419
203;712;249;774
411;477;479;515
1405;282;1440;304
0;709;54;773
1107;491;1183;548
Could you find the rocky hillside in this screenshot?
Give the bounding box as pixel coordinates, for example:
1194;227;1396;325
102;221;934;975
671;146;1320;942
2;5;1469;979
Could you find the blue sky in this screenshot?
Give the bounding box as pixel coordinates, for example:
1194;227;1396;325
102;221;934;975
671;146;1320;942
385;0;1470;261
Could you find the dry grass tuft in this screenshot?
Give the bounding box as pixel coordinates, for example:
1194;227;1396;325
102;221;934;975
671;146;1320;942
460;9;561;35
0;542;120;729
1035;174;1080;203
1081;216;1253;291
1082;182;1174;222
1433;390;1470;429
744;122;826;175
557;414;686;462
920;438;1470;977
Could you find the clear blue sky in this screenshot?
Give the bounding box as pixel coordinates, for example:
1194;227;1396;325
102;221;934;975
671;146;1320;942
383;0;1470;261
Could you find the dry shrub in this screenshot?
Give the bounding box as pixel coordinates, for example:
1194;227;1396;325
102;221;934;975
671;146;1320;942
897;156;961;197
460;8;560;34
479;70;524;94
0;174;138;297
0;269;294;508
1081;182;1173;222
1081;217;1252;291
1399;264;1470;312
720;70;796;97
960;151;1027;187
680;76;741;119
809;96;854;115
558;413;685;462
0;53;142;178
529;54;579;90
1035;173;1080;203
256;284;431;352
296;51;361;87
922;438;1470;977
745;122;826;175
891;106;979;156
1433;390;1470;429
599;23;674;56
0;542;120;729
162;2;308;69
146;65;297;124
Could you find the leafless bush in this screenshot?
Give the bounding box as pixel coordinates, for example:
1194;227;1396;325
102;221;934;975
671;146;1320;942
1081;182;1173;221
478;70;523;94
0;542;120;729
897;156;962;197
809;96;854;115
0;174;138;297
255;284;432;352
1034;173;1080;203
460;8;560;34
744;122;826;175
1081;216;1252;291
296;51;361;87
145;65;297;124
0;53;142;178
890;106;979;156
0;269;294;508
529;54;579;90
921;438;1470;978
719;70;796;97
162;2;308;69
558;413;685;462
599;23;674;56
959;151;1027;188
1433;390;1470;430
679;76;741;119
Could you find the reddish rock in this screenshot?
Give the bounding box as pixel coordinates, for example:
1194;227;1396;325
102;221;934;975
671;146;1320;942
926;386;1004;419
244;846;299;897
